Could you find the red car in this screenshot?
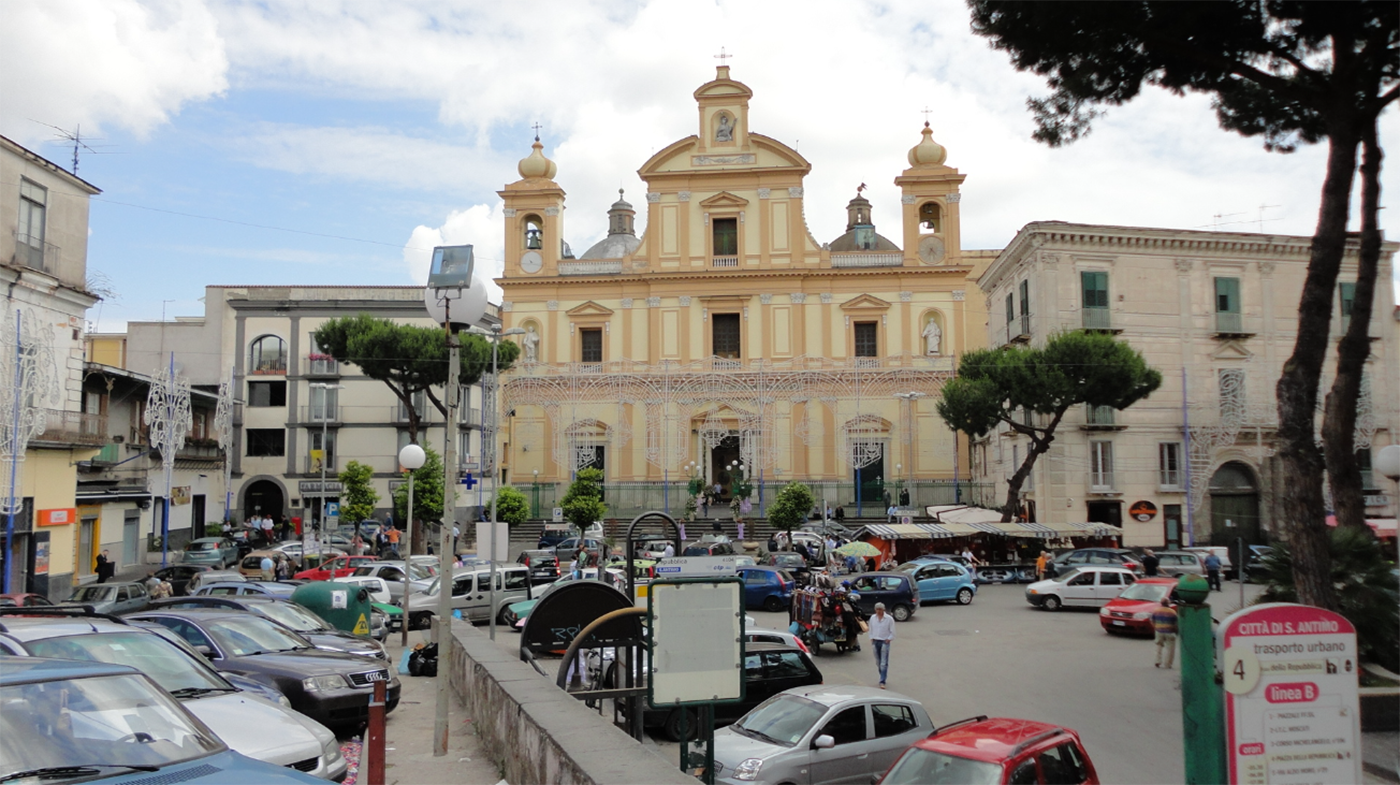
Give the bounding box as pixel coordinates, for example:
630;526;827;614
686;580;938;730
1099;577;1179;635
294;554;378;581
879;716;1099;785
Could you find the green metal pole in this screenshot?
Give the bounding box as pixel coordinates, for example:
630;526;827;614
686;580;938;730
1177;577;1226;784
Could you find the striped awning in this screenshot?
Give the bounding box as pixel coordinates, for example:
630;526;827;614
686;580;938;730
856;523;959;540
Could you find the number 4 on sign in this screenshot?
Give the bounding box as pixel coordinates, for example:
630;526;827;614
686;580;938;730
461;473;479;489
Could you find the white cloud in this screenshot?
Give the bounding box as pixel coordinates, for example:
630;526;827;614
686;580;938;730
405;203;506;302
0;0;227;144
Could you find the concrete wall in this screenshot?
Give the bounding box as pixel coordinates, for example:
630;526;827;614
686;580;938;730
447;620;693;785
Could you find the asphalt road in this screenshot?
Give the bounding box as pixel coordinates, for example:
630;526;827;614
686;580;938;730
481;558;1264;785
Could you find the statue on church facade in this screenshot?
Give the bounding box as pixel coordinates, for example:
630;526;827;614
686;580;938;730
922;318;942;355
715;114;734;142
522;324;540;363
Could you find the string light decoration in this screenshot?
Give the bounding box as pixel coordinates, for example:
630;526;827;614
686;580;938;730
1;307;60;593
145;354;192;567
214;372;234;523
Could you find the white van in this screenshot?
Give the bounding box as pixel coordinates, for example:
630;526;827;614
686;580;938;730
405;564;533;628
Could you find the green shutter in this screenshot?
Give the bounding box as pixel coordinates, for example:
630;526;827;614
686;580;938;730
1081;271;1108;309
1339;282;1356;317
1019;279;1030;317
1215;277;1241;314
1005;293;1015;326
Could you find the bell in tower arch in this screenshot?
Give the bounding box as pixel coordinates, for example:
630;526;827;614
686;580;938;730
919;202;942;234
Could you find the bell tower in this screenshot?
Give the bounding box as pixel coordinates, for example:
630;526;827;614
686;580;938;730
499;134;567;277
894;122;966;267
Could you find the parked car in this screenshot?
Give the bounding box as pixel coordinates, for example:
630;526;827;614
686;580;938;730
148;595;386;660
193;580;297;598
1026;566;1137;611
537;525;574;550
0;592;53;607
517;549;561;583
761;552;811;582
61;581;149;615
239;549;297;578
1099;577;1179;635
1154;550;1207;577
182;536;240;568
711;685;933;785
738;566;795;612
746;626;811;655
346;561;436;602
151;564;215;596
0;656;326;784
898;559;978;605
1243;544;1273;582
1048;548;1140;578
685;539;738;557
295;554;379;582
271;541;345;569
187;570;247;593
637;539;676;559
0;610;347;780
551;537;607;564
640;643;824;741
405;564;534;628
878;715;1099;785
126;608;400;730
846;572;921;621
502;567;627;629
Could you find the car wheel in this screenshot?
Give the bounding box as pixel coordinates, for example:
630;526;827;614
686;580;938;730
891;604;912;622
410;612;432;630
956;588;974;605
762;595;784;613
1042;595;1062;612
664;708;699;742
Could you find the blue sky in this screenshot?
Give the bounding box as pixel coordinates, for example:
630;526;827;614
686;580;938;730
3;0;1396;331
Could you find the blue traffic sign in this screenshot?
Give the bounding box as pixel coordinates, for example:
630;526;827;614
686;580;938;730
461;473;479;489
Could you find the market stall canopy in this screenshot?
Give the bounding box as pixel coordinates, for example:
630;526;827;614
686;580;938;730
856;523;958;540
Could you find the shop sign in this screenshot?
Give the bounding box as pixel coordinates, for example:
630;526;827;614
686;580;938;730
1129;500;1158;522
36;508;76;527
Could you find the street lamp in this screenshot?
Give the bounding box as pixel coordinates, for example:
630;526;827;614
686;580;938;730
532;469;540;519
894;391;927;511
309;382;344;550
397;443;426;647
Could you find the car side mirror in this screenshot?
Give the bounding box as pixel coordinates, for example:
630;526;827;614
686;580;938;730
194;644;216;659
813;734;835;750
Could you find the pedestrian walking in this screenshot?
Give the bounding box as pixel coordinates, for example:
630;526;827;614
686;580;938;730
145;571;161;593
886;504;897;523
452;524;460;554
1204;552;1222;591
260;515;274;544
275;557;290;580
386;525;401;558
95;550;114;583
1152;598;1178;669
259;554;275;581
868;602;895;688
1141;549;1160;577
1035;550;1050;581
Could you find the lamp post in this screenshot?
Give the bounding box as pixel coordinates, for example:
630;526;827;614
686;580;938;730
398;443;426;647
895;463;903;511
532;469;540;520
310;382;343;551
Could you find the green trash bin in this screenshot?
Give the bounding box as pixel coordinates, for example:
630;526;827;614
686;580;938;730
291;581;374;638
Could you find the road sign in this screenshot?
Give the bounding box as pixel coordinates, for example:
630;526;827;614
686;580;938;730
1221;603;1360;785
652;555;739;578
552;507;564;523
648;579;744;706
324;502;339;517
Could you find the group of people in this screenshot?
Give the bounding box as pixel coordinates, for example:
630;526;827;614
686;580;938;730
246;514;292;546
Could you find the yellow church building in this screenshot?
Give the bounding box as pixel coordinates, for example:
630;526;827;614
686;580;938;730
496;66;992;514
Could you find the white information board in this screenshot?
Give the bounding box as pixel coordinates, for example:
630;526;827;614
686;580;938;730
1221;603;1361;785
649;580;744;705
652;555;739;578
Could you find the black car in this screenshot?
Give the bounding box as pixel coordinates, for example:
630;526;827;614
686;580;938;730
127;607;400;730
682;540;736;557
637;643;823;741
1049;548;1141;578
762;552;811;582
846;572;921;621
517;549;561;583
146;595;386;660
152;564;216;596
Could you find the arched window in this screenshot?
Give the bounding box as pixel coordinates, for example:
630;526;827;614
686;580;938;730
249;335;287;375
919;202;942;233
523;216;543;250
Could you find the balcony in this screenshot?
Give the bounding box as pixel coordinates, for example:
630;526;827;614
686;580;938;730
711;255;739;268
34;410;106;447
558;260;622;276
1082;307;1118;332
306;355;339;376
1005;313;1032;345
302;405;340;424
1081;405;1125;431
1213;311;1255;338
458;407;482;427
12;231;59;274
830;252;903;268
391;405;427;424
176;439;223;460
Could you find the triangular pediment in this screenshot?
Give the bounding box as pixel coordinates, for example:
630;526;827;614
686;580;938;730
699;191;749;208
566;301;615;317
1210;341;1254;361
839;294;892;311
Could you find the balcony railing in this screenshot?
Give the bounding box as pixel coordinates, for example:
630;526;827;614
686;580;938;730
306;356;339;376
1082;307;1112;331
176;440;223;460
1085;405;1115;426
830;252;903;268
711;255;739;268
459;407;482;427
302;405;340;424
13;231;59;273
1090;473;1115;493
36;410;106;446
1215;311;1243;334
558;260;622;276
391;405;427;423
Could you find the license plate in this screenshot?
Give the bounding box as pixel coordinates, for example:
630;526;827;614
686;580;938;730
1112;620;1126;626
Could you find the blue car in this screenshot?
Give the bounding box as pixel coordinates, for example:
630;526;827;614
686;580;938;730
0;655;322;784
738;566;794;612
899;559;979;605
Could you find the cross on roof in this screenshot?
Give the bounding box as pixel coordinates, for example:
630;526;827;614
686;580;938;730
714;47;732;64
531;122;542;141
921;106;933;126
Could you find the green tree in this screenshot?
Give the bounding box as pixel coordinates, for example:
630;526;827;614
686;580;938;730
937;330;1161;521
314;314;520;442
337;461;379;525
560;467;607;531
768;482;815;537
967;0;1398;609
392;446;445;555
494;486;530;527
1256;526;1399;671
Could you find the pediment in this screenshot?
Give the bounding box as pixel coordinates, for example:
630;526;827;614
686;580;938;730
1210;341;1254;361
699;191;749;208
566;301;615;317
839;294;892;311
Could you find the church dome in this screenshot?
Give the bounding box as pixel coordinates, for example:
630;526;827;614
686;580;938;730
580;189;641;259
907;122;947;167
828;190;900;252
518;136;557;180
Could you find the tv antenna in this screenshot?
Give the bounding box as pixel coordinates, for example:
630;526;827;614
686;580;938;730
32;121;114;175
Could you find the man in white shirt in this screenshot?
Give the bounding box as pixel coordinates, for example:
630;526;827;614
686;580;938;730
867;602;896;689
662;542;675;559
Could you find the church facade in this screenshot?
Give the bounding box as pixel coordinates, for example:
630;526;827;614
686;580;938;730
496;67;991;512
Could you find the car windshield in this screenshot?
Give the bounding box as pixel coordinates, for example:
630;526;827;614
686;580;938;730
205;616;314;656
881;747;1002;785
252;601;328;632
1117;582;1172;603
0;672;224;779
67;586;114;603
25;632;231;696
186;541;219;551
731;694;827;747
1050;568;1082;583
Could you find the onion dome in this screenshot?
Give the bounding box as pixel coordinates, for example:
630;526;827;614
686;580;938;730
907;122;947;167
518;135;557;180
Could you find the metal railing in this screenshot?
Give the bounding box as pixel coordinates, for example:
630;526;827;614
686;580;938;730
711;255;739;268
391;405;427;423
1082;307;1112;331
306;357;339;375
13;231;59;273
830;252;902;268
558;260;623;276
36;410;106;446
1215;311;1243;334
1085;405;1116;426
302;405;340;424
176;441;223;460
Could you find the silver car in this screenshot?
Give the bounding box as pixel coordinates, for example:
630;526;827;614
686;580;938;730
712;685;932;785
61;581;149;615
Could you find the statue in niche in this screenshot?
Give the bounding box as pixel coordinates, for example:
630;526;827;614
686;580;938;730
522;324;540;363
922;318;942;356
715;114;734;142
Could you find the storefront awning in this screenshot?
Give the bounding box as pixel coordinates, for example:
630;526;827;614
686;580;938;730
857;523;959;540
